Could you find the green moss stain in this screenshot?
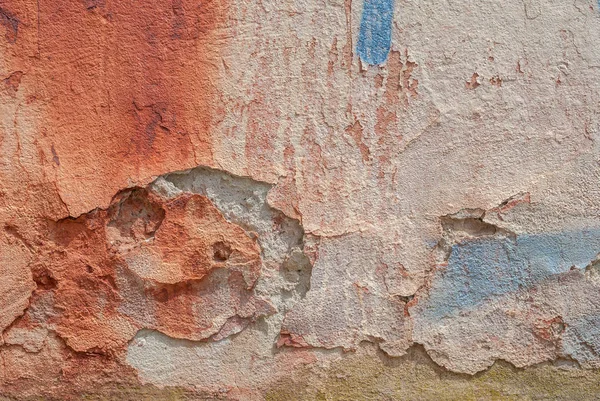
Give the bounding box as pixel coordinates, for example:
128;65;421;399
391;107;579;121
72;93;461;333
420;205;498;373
266;347;600;401
80;385;195;401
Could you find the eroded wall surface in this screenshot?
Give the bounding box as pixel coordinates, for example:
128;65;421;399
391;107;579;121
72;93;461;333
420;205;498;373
1;0;600;399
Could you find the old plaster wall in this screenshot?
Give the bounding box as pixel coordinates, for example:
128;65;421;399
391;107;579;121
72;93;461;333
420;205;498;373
1;0;600;399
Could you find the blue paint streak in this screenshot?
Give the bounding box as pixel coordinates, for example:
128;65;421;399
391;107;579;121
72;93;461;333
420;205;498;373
418;229;600;319
357;0;395;65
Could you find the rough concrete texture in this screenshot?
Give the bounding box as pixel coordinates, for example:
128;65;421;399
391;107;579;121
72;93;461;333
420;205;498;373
2;0;600;399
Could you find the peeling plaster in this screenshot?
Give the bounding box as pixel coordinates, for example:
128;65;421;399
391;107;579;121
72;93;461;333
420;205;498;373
3;0;600;398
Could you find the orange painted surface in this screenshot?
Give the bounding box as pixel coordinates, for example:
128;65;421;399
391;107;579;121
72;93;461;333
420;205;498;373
0;1;233;396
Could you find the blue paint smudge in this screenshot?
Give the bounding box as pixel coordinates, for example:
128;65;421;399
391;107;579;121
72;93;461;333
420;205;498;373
418;229;600;319
357;0;395;65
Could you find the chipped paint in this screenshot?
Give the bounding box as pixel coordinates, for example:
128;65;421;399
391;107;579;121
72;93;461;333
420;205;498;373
419;228;600;318
3;0;600;397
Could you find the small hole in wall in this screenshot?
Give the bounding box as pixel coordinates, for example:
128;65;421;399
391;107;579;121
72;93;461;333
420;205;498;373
213;241;232;262
32;269;58;290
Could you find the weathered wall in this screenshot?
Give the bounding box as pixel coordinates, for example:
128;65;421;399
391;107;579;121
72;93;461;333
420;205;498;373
1;0;600;399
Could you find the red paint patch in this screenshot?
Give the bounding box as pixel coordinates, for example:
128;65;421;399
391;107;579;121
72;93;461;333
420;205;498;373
33;0;229;215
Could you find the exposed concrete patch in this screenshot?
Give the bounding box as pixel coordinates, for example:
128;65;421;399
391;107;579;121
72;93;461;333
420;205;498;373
155;166;312;314
126;327;318;399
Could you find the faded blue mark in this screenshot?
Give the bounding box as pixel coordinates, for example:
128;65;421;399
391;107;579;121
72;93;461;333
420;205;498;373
417;229;600;319
357;0;395;65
